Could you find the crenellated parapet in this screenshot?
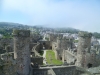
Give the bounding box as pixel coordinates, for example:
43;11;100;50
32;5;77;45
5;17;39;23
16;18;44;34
57;36;73;42
78;31;92;38
76;31;93;68
48;33;64;43
56;36;74;50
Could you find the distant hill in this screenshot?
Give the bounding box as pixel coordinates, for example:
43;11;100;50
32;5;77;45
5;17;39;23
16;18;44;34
0;22;29;29
54;27;80;34
0;22;31;38
0;22;100;38
0;22;24;26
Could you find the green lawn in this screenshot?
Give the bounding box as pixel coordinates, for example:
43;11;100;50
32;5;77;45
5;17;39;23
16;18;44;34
46;50;63;65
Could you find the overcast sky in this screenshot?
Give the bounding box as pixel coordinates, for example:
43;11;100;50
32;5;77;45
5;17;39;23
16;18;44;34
0;0;100;32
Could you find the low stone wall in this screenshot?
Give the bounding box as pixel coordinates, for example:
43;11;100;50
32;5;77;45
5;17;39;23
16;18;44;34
35;43;42;52
33;68;49;75
39;40;51;49
52;66;76;75
32;66;90;75
31;42;43;65
32;42;41;57
31;57;43;65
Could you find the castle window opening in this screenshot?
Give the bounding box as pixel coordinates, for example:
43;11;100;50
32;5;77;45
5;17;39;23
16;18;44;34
87;63;92;68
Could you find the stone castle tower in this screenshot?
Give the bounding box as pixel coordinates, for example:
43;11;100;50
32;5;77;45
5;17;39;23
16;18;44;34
49;33;63;42
56;36;73;60
75;31;92;68
57;36;73;50
13;29;31;75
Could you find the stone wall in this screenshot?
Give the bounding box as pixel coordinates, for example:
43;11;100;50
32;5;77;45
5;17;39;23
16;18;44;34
35;43;42;52
52;66;76;75
52;42;57;50
33;68;49;75
29;43;37;51
0;38;13;54
63;50;76;65
48;33;57;42
31;42;43;65
39;40;51;50
55;36;74;60
13;29;31;75
57;36;73;50
76;31;93;68
32;41;50;53
31;57;43;65
32;66;89;75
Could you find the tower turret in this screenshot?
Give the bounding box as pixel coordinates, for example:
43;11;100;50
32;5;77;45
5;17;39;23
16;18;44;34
75;31;92;68
13;29;30;75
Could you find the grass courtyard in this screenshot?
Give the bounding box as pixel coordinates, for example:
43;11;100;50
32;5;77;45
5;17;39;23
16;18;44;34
46;50;63;65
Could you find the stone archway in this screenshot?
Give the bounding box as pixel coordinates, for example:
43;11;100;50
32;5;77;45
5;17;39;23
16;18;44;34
50;46;52;49
60;57;62;60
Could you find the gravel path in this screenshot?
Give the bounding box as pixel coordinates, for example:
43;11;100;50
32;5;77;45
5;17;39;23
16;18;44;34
43;50;47;64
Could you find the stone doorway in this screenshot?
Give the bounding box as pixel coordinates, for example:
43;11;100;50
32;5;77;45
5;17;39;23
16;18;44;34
87;63;92;68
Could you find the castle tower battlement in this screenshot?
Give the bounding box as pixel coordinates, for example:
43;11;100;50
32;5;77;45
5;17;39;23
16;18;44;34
57;36;73;41
13;29;31;75
13;29;30;37
49;33;63;42
76;31;92;68
57;36;73;50
77;32;92;54
78;31;92;38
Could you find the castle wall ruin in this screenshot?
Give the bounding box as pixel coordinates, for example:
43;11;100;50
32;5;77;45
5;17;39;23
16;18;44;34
75;32;95;68
13;29;31;75
55;36;74;60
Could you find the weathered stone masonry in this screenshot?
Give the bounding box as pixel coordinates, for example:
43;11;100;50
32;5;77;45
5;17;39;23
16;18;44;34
75;32;92;68
13;29;31;75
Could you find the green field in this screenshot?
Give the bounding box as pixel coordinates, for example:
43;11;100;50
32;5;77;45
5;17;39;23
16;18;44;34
46;50;63;65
